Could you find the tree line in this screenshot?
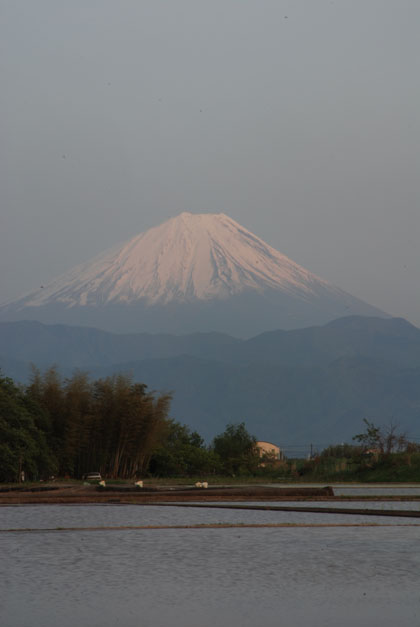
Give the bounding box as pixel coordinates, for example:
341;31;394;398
5;369;415;484
0;369;259;482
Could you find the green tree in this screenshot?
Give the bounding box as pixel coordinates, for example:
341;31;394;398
353;419;408;455
89;374;172;478
24;368;173;479
212;422;259;475
149;421;220;477
0;376;56;481
61;371;92;476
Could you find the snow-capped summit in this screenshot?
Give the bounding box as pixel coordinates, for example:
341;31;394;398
0;212;386;336
16;212;330;308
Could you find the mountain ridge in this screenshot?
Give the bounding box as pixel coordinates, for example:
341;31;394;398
1;316;419;444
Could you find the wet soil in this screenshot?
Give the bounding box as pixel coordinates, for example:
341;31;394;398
0;484;334;505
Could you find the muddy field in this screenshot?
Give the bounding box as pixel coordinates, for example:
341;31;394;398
0;484;336;505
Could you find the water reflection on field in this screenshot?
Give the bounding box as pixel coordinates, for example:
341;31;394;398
0;502;419;530
333;485;420;497
269;483;420;497
1;505;420;627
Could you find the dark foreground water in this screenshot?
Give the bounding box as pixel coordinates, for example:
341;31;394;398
1;504;419;627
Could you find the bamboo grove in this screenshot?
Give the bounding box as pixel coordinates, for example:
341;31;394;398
0;368;172;481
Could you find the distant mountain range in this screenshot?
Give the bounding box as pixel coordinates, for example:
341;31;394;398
0;213;386;336
1;316;419;446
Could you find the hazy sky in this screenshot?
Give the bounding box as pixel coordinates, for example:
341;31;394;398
2;1;419;325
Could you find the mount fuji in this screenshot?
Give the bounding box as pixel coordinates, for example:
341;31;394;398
0;212;386;336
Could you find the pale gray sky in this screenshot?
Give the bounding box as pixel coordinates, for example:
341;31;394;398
2;0;419;325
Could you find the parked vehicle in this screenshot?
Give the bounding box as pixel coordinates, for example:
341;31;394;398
83;472;102;481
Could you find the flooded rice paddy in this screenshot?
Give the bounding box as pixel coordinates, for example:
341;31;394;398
1;491;420;626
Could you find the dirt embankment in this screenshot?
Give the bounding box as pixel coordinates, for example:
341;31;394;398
0;484;334;505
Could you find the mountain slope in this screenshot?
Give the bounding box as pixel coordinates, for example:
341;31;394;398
1;316;419;371
0;212;386;335
1;317;419;444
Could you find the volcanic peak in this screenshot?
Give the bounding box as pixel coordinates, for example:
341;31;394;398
14;212;330;308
